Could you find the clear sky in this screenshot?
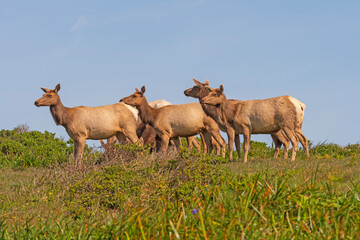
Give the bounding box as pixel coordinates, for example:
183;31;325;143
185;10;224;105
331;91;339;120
1;1;359;146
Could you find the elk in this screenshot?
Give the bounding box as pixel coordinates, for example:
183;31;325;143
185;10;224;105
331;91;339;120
101;100;202;153
137;99;201;152
200;84;309;162
184;79;291;159
120;86;226;155
34;83;140;164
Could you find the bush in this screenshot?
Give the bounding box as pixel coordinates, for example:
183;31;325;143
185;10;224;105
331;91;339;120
65;153;228;217
0;125;73;167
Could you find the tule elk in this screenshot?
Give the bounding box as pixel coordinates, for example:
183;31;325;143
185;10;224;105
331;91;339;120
120;86;226;155
200;84;309;163
34;83;140;165
184;79;291;160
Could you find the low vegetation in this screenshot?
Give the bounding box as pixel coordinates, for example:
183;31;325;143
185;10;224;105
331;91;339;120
0;125;359;239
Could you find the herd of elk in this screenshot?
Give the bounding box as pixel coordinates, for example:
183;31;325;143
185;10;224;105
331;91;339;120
184;79;293;161
200;84;309;162
35;81;309;164
120;86;227;156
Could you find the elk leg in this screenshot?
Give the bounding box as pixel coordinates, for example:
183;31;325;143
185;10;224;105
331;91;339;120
271;134;282;159
226;128;235;160
187;136;201;152
242;128;251;163
115;132;127;143
282;127;299;161
211;137;221;155
199;132;211;154
206;120;226;157
155;135;162;152
279;131;290;159
171;137;181;152
235;134;241;159
296;129;309;157
122;129;140;145
209;130;226;157
193;137;202;152
186;137;193;151
159;133;170;153
74;138;85;166
198;132;206;153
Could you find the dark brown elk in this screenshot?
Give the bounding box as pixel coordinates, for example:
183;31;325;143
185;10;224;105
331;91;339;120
120;86;226;155
184;79;291;159
34;83;140;165
200;84;309;162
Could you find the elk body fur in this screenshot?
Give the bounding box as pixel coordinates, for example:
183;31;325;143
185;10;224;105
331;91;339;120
34;84;139;164
184;79;291;160
120;86;226;155
200;84;309;162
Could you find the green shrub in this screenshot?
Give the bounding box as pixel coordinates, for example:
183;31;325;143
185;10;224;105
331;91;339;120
0;125;73;167
65;154;228;217
310;142;360;159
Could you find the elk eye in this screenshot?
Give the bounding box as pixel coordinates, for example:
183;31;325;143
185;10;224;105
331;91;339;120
47;95;52;98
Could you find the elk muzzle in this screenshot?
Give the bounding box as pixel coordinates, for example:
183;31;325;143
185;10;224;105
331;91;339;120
184;89;190;96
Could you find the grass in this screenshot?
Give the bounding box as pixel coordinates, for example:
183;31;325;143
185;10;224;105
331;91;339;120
0;127;360;239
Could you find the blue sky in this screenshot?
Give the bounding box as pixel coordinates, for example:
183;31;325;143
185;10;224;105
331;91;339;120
1;1;359;146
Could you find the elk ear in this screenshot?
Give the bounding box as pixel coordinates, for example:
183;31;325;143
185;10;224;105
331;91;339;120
219;85;224;94
54;83;61;93
40;87;50;93
204;79;209;85
205;86;212;92
193;78;202;86
140;86;146;95
135;88;140;92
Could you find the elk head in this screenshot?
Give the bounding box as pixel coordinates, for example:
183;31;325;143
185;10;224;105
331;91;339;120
200;85;226;106
34;83;61;107
120;86;146;107
184;79;213;100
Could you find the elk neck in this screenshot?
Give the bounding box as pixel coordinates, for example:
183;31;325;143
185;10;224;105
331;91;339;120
137;98;158;127
49;97;71;127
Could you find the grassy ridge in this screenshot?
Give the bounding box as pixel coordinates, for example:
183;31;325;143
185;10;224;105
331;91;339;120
0;126;359;239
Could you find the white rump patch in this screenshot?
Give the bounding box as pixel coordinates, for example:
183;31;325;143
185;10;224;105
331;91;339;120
288;96;306;124
149;100;172;108
123;104;141;126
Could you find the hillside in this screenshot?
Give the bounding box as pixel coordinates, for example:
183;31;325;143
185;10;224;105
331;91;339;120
0;126;359;239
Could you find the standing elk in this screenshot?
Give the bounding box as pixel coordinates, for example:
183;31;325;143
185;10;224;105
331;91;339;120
120;86;226;155
147;100;202;153
34;83;140;165
184;79;291;159
200;84;309;162
101;100;202;154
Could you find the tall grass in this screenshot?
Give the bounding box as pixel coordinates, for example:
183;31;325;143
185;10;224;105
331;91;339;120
0;126;359;239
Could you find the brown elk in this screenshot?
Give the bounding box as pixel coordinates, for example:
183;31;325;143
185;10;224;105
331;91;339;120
184;79;291;160
101;100;202;153
34;83;140;164
137;100;202;152
120;86;226;155
200;84;309;162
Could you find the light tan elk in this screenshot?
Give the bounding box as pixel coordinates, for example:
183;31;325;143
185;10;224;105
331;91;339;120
148;100;202;152
34;83;140;164
136;100;202;152
200;84;309;162
101;100;202;153
120;86;226;155
184;79;291;159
